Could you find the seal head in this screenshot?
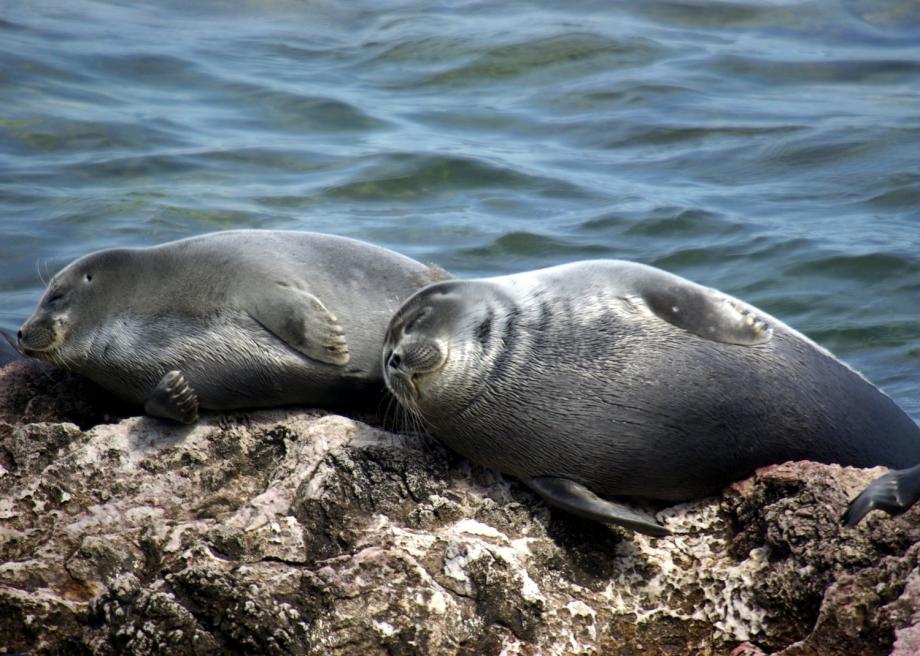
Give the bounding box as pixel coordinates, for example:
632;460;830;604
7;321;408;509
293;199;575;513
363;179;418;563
19;249;134;367
383;280;511;420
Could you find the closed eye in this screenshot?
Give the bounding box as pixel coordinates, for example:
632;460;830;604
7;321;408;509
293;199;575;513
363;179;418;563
403;307;431;334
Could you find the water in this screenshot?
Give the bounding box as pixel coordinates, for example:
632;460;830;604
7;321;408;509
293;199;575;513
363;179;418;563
1;0;918;418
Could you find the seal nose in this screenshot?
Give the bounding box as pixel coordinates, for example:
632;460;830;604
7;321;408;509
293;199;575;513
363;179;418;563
17;329;23;341
387;352;402;370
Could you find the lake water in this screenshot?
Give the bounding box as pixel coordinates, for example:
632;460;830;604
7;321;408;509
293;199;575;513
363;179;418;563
1;0;918;418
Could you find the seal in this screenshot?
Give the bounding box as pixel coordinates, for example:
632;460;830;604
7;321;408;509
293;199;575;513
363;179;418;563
382;260;920;536
18;230;448;423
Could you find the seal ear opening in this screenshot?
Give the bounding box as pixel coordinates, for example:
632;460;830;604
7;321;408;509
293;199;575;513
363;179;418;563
474;313;493;347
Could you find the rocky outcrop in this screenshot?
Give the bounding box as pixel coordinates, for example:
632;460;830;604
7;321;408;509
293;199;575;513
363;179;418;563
0;359;917;655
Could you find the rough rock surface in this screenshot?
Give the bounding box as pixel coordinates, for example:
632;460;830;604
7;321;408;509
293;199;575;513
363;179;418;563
0;358;917;655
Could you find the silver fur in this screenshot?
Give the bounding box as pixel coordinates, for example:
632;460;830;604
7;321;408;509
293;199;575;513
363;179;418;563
383;260;920;503
19;230;447;416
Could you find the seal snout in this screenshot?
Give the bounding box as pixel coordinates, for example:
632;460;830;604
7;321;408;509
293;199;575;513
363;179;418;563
17;315;63;357
383;349;419;402
386;338;447;375
383;334;448;405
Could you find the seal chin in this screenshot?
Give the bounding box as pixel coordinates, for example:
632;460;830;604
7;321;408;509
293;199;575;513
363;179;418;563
385;369;420;404
18;340;60;360
383;337;449;404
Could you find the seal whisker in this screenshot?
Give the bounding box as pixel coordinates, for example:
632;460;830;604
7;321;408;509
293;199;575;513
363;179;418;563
405;395;435;436
382;392;403;433
393;400;414;436
375;389;393;427
35;259;48;286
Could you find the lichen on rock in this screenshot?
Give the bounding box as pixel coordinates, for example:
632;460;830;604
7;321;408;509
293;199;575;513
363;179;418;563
0;359;917;654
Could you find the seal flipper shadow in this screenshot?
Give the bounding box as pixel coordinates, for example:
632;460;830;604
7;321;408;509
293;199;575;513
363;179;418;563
145;370;199;424
638;279;773;346
249;284;349;366
843;462;920;527
525;476;670;537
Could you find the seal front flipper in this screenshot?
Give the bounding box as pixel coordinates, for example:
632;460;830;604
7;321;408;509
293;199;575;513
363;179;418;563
249;285;349;365
638;279;773;346
145;370;199;424
843;463;920;527
524;476;670;537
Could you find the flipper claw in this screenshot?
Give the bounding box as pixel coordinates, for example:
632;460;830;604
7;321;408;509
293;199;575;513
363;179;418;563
145;370;199;424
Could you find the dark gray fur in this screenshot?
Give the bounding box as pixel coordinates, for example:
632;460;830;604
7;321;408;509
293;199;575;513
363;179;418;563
19;230;447;421
384;260;920;531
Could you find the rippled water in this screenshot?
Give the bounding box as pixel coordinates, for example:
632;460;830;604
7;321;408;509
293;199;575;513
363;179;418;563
2;0;918;417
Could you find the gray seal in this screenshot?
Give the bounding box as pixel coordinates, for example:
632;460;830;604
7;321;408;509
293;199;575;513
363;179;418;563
382;260;920;536
18;230;448;423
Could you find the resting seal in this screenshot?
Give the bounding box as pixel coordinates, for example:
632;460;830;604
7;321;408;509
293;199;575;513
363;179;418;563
382;260;920;536
18;230;448;423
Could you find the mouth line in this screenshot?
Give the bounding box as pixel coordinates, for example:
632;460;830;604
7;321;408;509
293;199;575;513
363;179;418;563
18;342;57;357
387;369;421;402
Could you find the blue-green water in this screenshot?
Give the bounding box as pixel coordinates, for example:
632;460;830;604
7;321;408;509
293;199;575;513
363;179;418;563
1;1;918;418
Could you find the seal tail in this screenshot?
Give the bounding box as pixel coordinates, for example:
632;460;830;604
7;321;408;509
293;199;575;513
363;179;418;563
843;462;920;527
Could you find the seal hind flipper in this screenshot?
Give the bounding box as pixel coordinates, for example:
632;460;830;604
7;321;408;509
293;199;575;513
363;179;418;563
843;462;920;527
145;370;199;424
250;285;350;366
638;281;772;346
524;476;671;537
